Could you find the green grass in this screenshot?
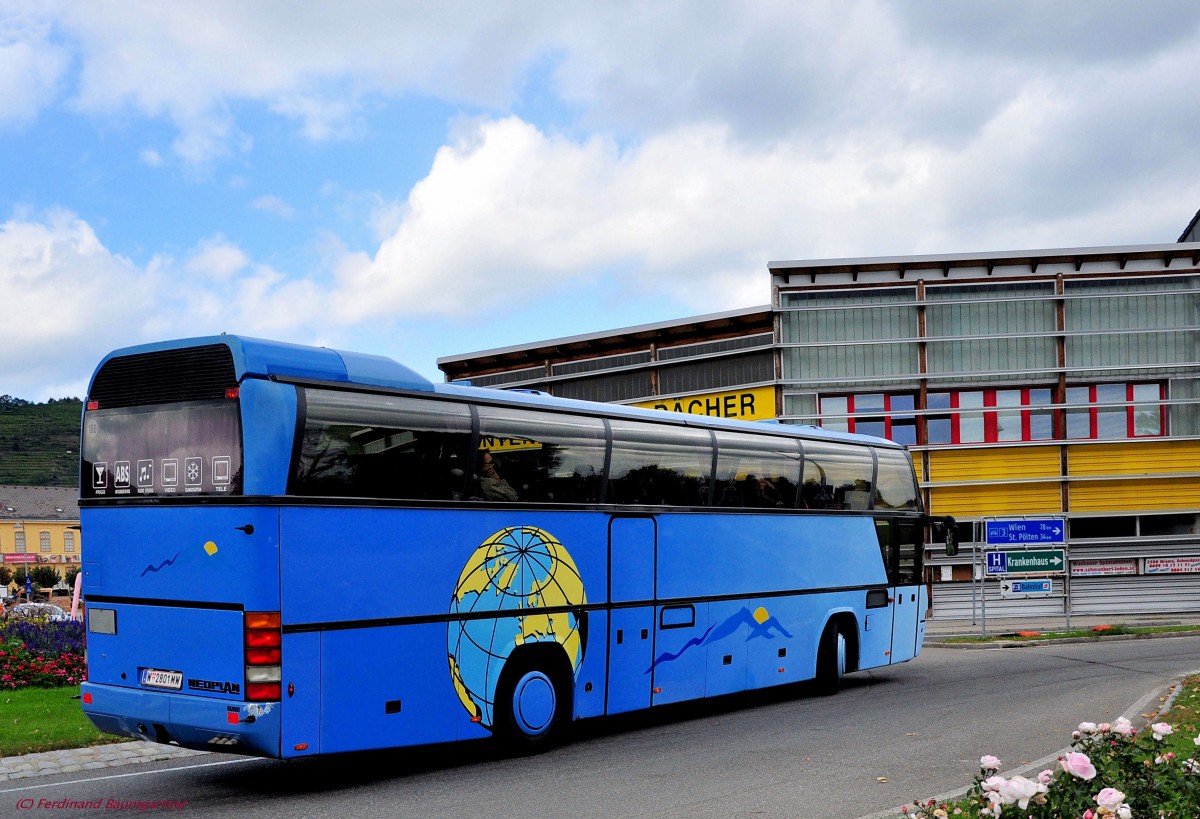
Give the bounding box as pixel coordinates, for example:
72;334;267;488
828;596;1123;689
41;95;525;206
0;687;126;757
1161;673;1200;759
942;623;1200;643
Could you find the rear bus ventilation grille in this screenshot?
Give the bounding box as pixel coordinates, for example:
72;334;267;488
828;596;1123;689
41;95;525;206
90;344;237;408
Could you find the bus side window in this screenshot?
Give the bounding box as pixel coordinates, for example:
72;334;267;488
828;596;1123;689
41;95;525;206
293;390;473;501
712;430;800;510
801;441;874;511
873;449;919;510
475;408;606;504
608;420;712;507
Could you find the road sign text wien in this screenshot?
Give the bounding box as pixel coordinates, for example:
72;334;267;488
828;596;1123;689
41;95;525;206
985;517;1065;546
985;549;1066;576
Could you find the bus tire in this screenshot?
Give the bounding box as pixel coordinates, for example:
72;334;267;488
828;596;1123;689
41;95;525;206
814;619;848;696
494;646;573;753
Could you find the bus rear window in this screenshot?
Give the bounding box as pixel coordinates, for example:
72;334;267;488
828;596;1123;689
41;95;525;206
82;400;243;498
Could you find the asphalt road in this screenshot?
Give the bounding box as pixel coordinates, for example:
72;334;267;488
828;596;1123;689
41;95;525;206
6;636;1200;819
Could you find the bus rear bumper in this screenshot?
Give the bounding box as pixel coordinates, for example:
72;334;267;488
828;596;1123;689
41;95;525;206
80;682;281;758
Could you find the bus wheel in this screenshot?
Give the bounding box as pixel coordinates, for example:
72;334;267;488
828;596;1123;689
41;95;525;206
494;650;572;753
814;620;848;696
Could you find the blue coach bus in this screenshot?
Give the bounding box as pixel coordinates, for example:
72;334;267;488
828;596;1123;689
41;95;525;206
79;336;953;757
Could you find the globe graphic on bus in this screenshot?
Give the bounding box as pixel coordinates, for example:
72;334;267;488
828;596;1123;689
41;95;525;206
447;526;586;730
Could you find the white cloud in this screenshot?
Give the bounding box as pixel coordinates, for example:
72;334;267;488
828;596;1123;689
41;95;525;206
0;210;157;399
328;116;930;321
138;147;164;167
185;236;249;280
250;194;296;220
0;7;69;127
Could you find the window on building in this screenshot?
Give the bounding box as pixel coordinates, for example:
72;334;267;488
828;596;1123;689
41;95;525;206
957;391;985;443
1065;383;1164;440
64;531;75;553
1028;389;1054;440
40;531;51;553
921;383;1165;444
14;531;25;553
818;392;918;444
995;389;1023;442
1132;383;1164;436
1070;516;1136;539
927;392;952;444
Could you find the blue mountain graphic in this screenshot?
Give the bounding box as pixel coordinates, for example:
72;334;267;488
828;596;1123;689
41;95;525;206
140;552;181;577
646;607;794;672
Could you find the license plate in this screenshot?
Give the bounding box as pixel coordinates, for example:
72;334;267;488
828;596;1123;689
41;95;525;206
140;667;183;690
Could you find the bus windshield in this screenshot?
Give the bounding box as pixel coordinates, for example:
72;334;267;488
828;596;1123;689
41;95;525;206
81;399;243;498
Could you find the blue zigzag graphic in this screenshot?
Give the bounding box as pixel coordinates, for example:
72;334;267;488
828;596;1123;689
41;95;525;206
140;552;181;577
645;607;796;673
645;623;715;674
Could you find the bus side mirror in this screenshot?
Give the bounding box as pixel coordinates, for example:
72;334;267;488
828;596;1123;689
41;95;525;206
940;516;958;556
928;515;958;556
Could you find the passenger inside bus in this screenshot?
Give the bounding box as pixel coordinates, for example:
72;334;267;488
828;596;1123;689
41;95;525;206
478;450;519;501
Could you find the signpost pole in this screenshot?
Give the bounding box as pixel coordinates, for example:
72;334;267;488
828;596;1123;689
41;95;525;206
1064;527;1071;632
979;520;987;639
970;521;979;626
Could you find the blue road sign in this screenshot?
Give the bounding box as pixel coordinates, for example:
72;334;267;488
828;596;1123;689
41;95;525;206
1011;579;1052;594
985;549;1066;575
985;517;1065;546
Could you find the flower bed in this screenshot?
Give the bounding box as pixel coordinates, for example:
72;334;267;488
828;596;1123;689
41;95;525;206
0;617;86;689
901;711;1200;817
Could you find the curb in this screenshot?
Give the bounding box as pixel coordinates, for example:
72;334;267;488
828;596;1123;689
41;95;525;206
926;628;1200;650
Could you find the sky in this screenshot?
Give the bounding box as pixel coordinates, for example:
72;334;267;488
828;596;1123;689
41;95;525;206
3;1;1200;401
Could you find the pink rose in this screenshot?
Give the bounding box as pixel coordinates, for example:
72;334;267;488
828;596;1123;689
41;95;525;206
1061;752;1097;780
1000;775;1043;809
1038;769;1053;784
979;755;1001;770
1151;721;1173;740
1095;787;1125;811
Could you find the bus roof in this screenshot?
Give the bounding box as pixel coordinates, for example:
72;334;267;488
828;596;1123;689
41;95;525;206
89;335;434;394
89;335;902;451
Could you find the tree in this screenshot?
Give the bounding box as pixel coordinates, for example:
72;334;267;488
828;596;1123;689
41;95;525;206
31;566;61;588
65;567;80;589
0;565;12;586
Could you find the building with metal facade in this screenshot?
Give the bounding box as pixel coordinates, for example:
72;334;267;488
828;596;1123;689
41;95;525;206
437;306;776;420
771;243;1200;619
440;241;1200;619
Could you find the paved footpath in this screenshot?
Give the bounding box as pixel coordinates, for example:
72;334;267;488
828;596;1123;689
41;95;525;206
0;742;206;783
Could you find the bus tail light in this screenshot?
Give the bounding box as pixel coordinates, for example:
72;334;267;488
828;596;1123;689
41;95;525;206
245;612;281;701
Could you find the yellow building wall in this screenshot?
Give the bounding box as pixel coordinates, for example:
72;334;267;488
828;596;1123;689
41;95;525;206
1067;440;1200;476
922;440;1200;517
0;521;82;585
1067;440;1200;512
1068;478;1196;512
929;483;1062;518
928;446;1061;483
925;446;1062;518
